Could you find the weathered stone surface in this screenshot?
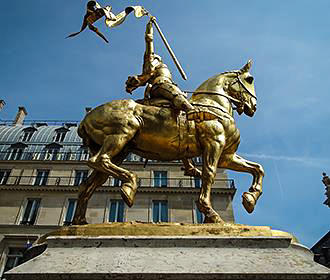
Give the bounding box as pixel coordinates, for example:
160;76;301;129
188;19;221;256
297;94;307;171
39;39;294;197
5;233;330;279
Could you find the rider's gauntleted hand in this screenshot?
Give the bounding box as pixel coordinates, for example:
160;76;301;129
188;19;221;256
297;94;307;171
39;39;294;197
125;76;140;94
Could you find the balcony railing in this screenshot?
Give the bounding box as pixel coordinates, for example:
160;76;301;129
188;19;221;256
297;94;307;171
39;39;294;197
0;120;80;126
0;151;201;165
0;175;235;189
0;151;89;161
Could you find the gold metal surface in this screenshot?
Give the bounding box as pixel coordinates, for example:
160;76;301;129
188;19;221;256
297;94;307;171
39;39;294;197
36;222;298;245
67;2;147;43
36;223;298;246
66;1;116;43
126;18;199;120
72;60;264;225
105;6;148;28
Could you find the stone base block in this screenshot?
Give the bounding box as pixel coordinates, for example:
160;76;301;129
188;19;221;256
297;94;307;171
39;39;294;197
4;223;330;280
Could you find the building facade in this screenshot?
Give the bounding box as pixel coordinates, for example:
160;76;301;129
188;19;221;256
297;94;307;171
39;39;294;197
311;231;330;269
310;173;330;268
0;107;236;278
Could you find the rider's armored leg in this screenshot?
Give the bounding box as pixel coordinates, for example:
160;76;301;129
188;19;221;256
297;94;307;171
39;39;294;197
172;94;194;111
153;83;202;120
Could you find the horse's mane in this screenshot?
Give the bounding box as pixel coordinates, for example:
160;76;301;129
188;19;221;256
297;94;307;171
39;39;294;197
195;70;239;92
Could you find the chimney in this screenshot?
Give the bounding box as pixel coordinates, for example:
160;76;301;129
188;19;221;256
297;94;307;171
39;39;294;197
13;106;28;125
85;107;92;114
0;100;5;111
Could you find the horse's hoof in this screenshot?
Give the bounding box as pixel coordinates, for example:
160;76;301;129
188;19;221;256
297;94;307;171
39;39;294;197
120;184;137;208
242;192;256;213
204;214;224;224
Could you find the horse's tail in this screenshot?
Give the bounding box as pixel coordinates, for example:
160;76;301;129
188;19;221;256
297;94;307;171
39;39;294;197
78;121;101;156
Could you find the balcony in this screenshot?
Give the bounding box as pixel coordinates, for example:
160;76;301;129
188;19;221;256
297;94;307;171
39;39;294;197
0;175;235;189
0;151;89;161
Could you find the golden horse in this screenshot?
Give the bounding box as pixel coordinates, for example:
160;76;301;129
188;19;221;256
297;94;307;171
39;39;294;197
72;60;264;225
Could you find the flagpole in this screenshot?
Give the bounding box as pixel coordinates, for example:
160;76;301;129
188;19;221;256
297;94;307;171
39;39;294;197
149;17;187;80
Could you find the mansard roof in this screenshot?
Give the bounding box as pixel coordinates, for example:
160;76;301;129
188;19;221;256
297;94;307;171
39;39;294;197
0;123;82;154
0;124;81;144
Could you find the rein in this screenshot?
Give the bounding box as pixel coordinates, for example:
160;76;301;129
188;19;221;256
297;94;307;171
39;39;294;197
184;73;256;113
189;102;235;116
187;89;241;103
185;90;239;112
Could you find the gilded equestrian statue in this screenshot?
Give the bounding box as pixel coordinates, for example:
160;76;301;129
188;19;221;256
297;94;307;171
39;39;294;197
72;60;264;225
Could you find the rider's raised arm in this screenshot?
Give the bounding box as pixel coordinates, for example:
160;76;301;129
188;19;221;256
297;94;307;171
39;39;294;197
143;19;154;74
125;19;155;94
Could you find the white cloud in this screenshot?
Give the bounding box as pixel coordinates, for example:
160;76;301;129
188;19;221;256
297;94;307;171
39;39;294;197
241;152;330;168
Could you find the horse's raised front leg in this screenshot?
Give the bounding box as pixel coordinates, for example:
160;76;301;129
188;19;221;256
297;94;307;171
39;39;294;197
89;134;138;208
219;153;264;213
197;137;225;223
72;170;109;225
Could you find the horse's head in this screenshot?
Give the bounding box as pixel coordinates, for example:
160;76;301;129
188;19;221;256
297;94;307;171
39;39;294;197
225;60;257;117
192;60;257;117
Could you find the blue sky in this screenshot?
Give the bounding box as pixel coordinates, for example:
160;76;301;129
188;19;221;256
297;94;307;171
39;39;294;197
1;1;329;247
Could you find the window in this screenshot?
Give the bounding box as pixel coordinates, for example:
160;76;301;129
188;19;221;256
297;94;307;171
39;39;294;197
195;202;204;224
109;200;125;222
44;147;60;160
22;131;34;142
63;199;77;226
6;143;28;160
34;170;49;186
125;153;133;161
194;177;201;188
74;170;88;186
3;247;25;273
21;128;36;142
125;153;141;162
0;169;11;185
43;143;62;161
112;178;121;187
153;171;167;187
152;200;168;222
78;147;89;161
54;130;67;142
7;148;24;160
20;198;40;225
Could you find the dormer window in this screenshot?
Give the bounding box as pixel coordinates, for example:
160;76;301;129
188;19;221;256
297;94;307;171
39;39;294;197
6;143;28;160
54;128;69;142
43;143;62;161
78;146;89;161
21;127;37;142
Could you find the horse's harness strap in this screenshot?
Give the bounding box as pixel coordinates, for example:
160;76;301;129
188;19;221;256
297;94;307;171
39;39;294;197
192;89;242;103
238;77;257;100
190;103;233;120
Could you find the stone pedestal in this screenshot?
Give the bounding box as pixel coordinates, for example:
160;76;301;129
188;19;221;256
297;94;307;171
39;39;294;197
4;223;330;280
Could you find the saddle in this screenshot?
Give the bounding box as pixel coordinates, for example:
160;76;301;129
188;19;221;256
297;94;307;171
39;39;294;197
136;97;171;108
136;98;221;122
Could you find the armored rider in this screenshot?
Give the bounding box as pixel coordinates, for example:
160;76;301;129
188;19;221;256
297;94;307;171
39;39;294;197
125;17;199;120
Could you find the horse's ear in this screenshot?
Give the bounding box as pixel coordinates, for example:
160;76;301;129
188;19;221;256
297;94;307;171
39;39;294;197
241;59;253;73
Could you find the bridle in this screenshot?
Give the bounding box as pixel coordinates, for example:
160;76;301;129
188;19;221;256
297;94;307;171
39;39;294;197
187;73;256;111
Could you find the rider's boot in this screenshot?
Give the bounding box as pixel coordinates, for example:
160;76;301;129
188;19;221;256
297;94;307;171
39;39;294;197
173;95;201;121
173;94;219;122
